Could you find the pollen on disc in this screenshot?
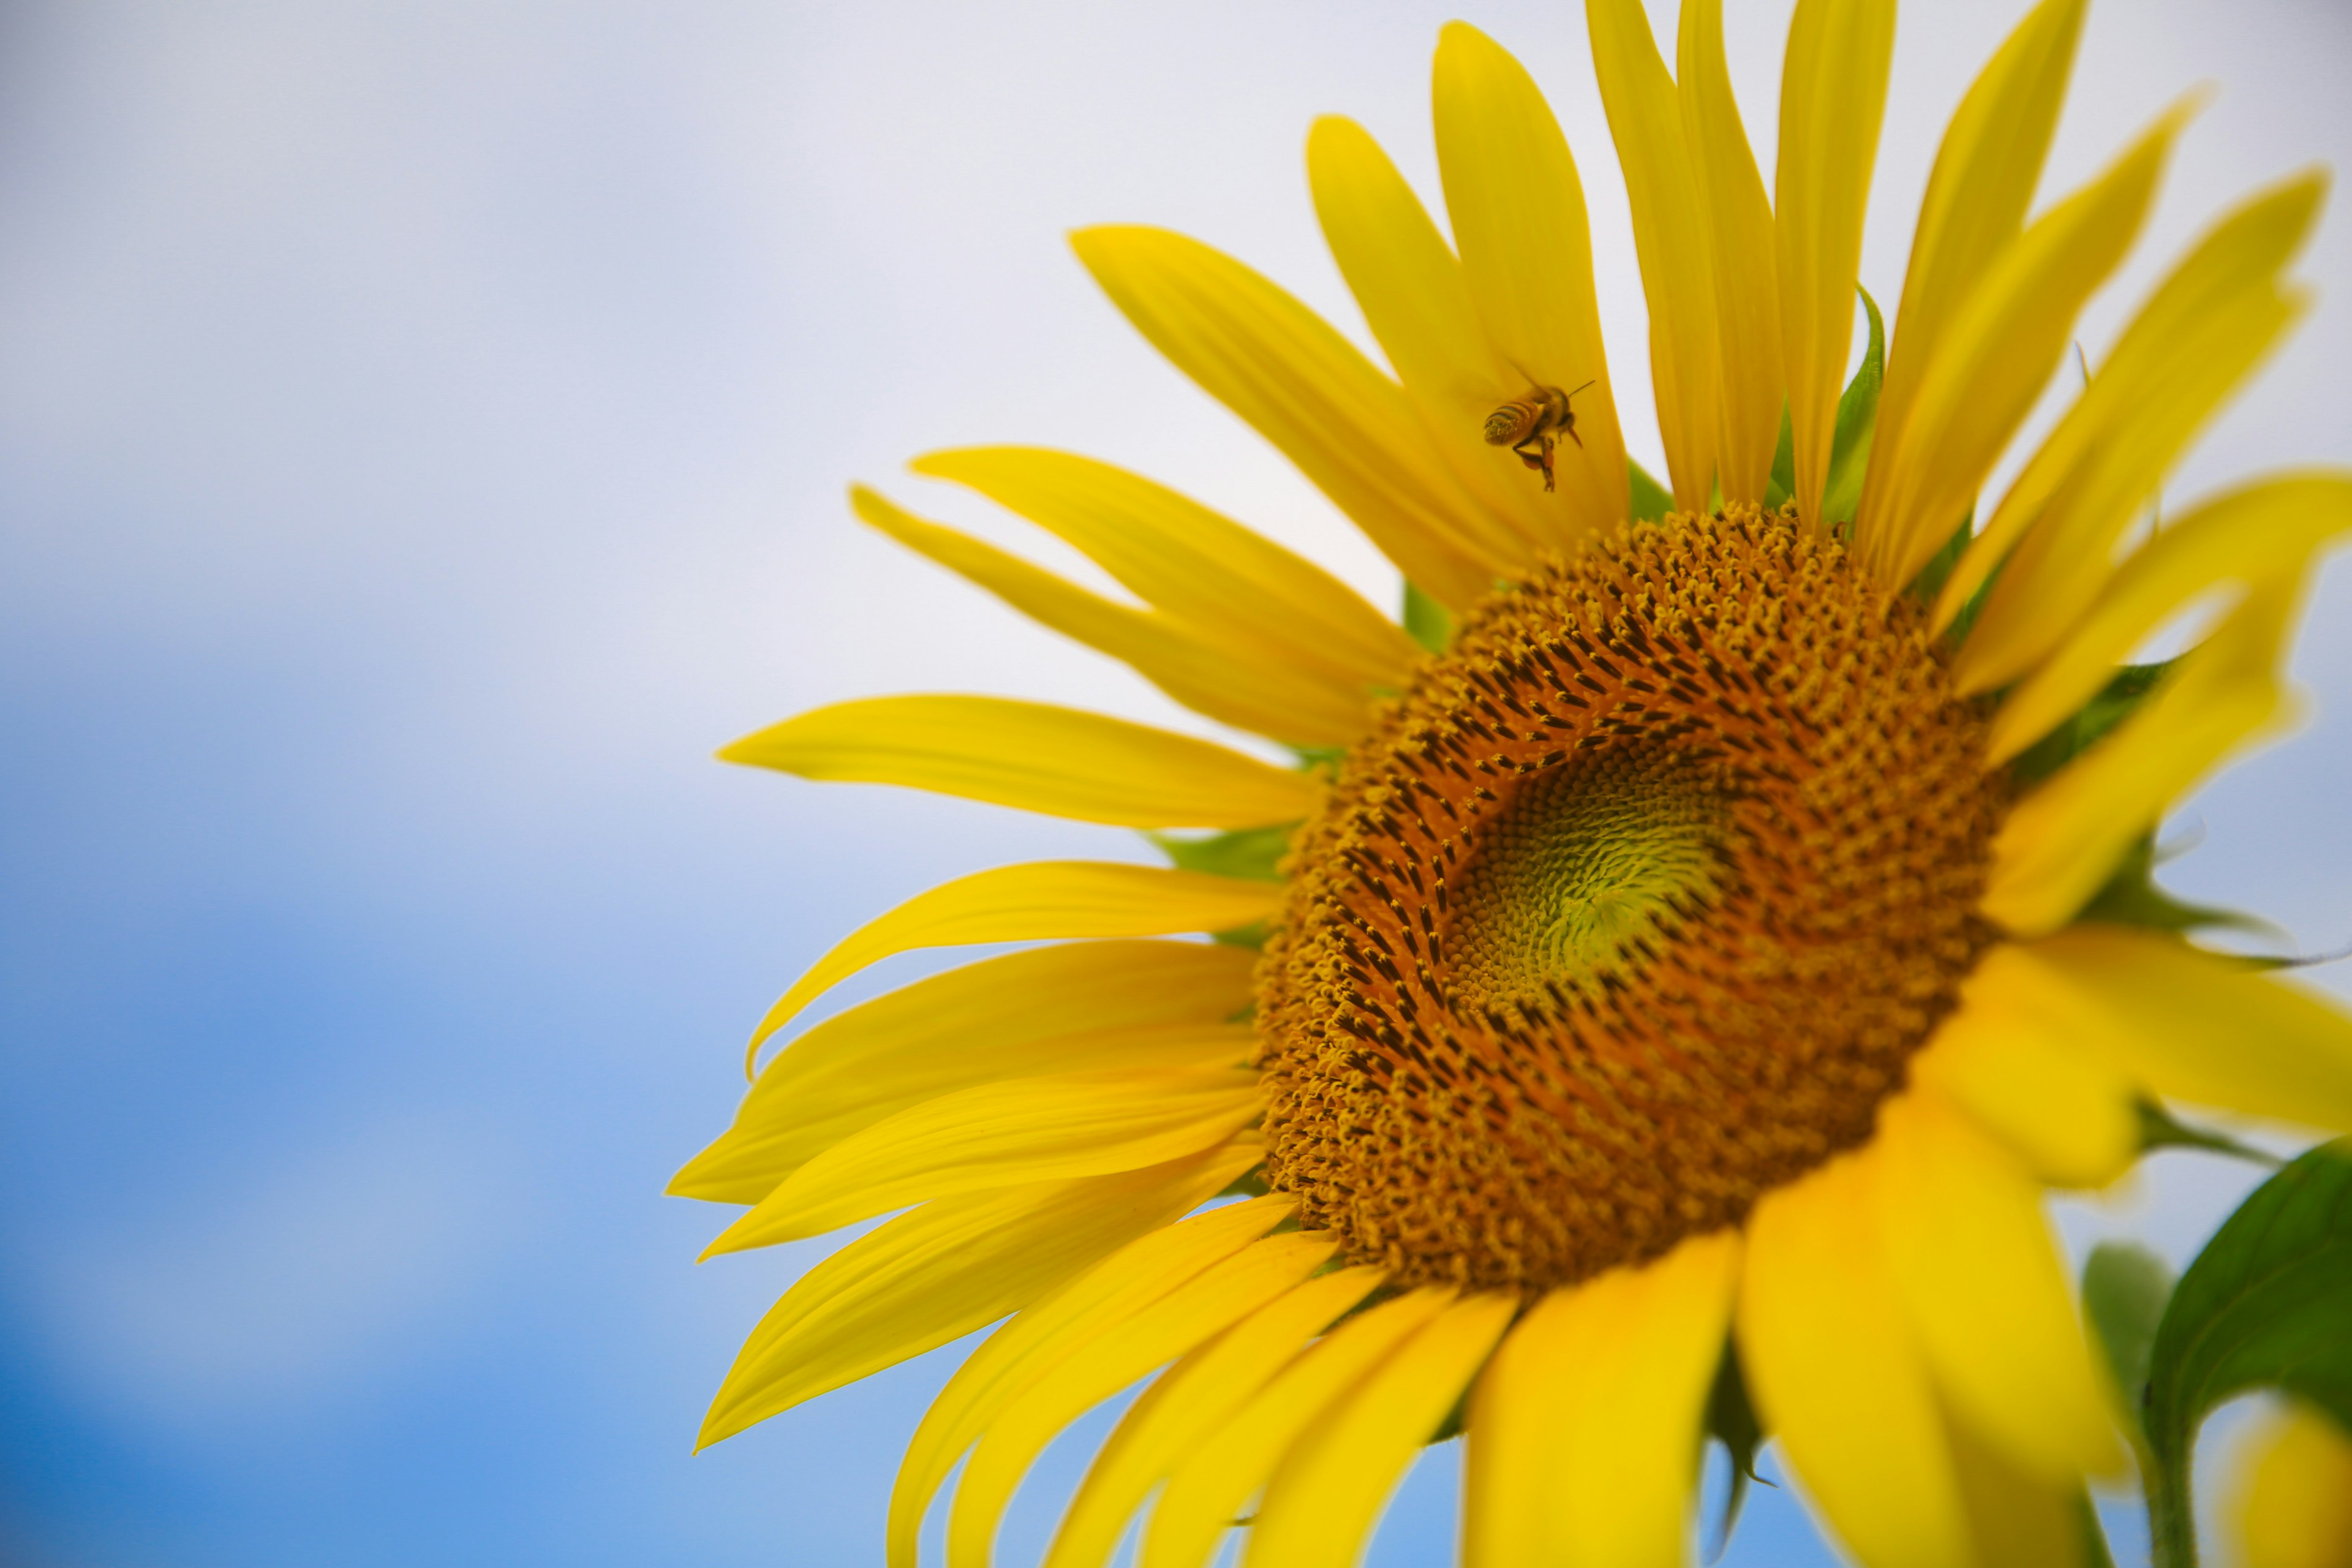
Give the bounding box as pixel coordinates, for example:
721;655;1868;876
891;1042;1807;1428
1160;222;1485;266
1254;504;2008;1292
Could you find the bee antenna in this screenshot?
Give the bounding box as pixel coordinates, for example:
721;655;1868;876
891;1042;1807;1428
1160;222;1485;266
1567;379;1596;398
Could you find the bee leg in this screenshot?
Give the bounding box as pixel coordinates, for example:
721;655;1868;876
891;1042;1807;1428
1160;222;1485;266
1564;415;1583;450
1510;437;1548;476
1538;433;1557;492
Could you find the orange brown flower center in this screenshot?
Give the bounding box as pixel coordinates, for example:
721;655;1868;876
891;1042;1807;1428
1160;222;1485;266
1255;505;2008;1291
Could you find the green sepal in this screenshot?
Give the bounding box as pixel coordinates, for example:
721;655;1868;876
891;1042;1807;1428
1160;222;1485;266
1909;512;1973;606
2074;834;2264;937
2076;1493;2122;1568
2008;662;2173;786
1703;1338;1770;1560
1216;1166;1272;1199
1629;456;1675;524
1763;407;1795;510
1403;581;1455;654
2142;1140;2352;1566
2136;1099;2283;1168
2081;1239;2176;1452
1147;823;1295;884
1820;285;1886;529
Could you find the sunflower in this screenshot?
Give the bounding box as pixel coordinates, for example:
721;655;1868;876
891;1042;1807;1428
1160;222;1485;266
675;1;2352;1564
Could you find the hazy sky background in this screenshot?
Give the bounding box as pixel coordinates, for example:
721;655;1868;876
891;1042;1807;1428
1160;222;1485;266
2;1;2349;1564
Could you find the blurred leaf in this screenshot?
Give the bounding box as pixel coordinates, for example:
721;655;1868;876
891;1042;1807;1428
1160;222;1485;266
1821;285;1885;527
1148;823;1294;883
1705;1338;1770;1560
1629;457;1675;524
2082;1240;2176;1449
2143;1141;2352;1564
1402;581;1455;654
2076;1493;2120;1568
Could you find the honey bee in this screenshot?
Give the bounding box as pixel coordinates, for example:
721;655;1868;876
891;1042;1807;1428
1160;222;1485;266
1483;379;1595;492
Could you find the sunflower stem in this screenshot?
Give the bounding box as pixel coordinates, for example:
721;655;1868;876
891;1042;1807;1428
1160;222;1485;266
2147;1443;2199;1568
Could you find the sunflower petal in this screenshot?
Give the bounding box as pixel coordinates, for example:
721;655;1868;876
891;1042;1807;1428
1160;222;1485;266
855;485;1374;745
1875;1093;2122;1481
1071;225;1503;609
1944;173;2326;663
1858;0;2084;548
1244;1291;1517;1568
1140;1287;1456;1568
1588;0;1719;514
911;446;1422;692
1464;1231;1740;1568
1044;1267;1388;1568
698;1147;1251;1448
745;861;1281;1075
1774;0;1895;528
1863;100;2190;589
1985;572;2299;936
1909;981;2139;1189
947;1232;1340;1568
707;1067;1262;1251
1975;928;2352;1133
1432;22;1630;537
677;941;1254;1204
1988;473;2352;763
889;1196;1295;1568
1305;117;1564;560
1741;1150;1971;1568
1677;0;1781;507
721;695;1323;829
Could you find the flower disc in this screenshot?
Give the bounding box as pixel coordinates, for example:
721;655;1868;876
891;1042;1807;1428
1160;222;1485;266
1257;505;2010;1290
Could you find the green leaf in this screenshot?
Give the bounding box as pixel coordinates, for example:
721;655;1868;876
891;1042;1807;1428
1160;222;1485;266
1763;406;1794;510
1704;1339;1770;1560
1147;823;1294;883
1820;285;1885;527
2008;662;2175;786
2082;1240;2176;1450
1401;581;1455;655
1629;456;1675;524
2142;1141;2352;1566
2136;1100;2284;1168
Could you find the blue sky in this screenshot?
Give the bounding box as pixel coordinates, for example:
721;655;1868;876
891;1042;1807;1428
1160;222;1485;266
2;1;2349;1564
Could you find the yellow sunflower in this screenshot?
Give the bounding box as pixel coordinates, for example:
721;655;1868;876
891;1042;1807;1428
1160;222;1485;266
674;1;2352;1565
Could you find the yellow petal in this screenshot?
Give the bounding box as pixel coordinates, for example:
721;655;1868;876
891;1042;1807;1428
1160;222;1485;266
1589;0;1719;514
1943;1411;2100;1568
855;484;1375;745
947;1232;1339;1568
1985;571;2299;935
1243;1291;1517;1568
1741;1148;1971;1568
1861;100;2190;590
1774;0;1894;529
708;1066;1261;1251
1463;1231;1740;1568
1944;172;2325;665
911;446;1423;695
1858;0;2084;552
1874;1091;2122;1482
890;1195;1295;1568
1305;115;1563;559
1909;979;2139;1189
745;860;1283;1075
698;1145;1251;1447
720;695;1323;829
1140;1286;1457;1568
1044;1266;1387;1568
1988;473;2352;763
675;941;1254;1205
1432;22;1630;538
1676;0;1781;507
2232;1401;2352;1568
1975;927;2352;1133
1070;225;1504;609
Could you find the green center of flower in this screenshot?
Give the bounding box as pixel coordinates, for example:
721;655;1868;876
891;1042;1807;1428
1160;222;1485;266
1447;747;1726;1008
